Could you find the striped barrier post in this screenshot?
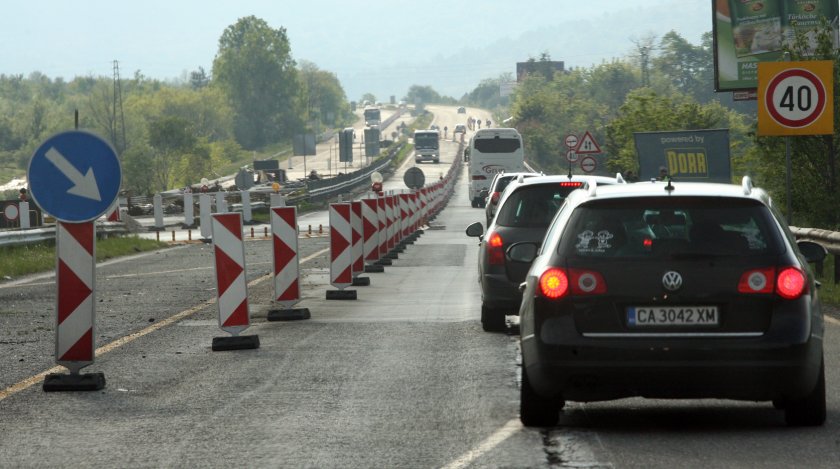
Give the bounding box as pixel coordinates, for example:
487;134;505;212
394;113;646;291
211;213;259;350
327;203;357;300
266;206;310;321
350;201;370;286
399;194;412;244
384;196;398;259
362;198;384;273
43;222;106;391
376;197;391;265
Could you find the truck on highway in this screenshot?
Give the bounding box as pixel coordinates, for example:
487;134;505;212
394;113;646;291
465;128;526;208
364;107;381;127
413;129;440;164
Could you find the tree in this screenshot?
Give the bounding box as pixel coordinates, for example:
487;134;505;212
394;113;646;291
212;16;302;149
404;85;442;105
299;61;352;128
147;116;197;191
189;67;210;90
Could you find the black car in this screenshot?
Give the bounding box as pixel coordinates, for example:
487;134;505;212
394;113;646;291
512;178;827;427
466;174;622;332
482;172;541;226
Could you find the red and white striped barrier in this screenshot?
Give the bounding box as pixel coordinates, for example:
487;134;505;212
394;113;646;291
399;194;411;239
265;206;311;321
385;196;396;251
211;213;259;350
376;197;391;265
56;222;95;369
350;201;370;286
362;198;380;263
327;203;357;299
43;222;106;391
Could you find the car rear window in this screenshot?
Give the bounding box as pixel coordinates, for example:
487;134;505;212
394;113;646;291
495;184;578;228
557;197;785;258
474;137;521;153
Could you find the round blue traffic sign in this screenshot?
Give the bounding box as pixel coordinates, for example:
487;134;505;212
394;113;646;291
28;131;122;223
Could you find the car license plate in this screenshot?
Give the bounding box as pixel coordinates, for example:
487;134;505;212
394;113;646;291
627;306;719;327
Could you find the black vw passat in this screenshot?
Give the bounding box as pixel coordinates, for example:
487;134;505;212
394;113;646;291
513;178;827;427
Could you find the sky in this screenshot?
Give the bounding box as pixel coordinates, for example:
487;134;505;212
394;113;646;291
0;1;712;100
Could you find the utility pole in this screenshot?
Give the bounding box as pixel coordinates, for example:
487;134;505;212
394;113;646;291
112;60;127;154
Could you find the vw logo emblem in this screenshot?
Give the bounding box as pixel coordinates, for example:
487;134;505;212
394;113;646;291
662;271;683;291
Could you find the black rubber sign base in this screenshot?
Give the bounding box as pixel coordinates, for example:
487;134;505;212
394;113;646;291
43;372;106;392
267;308;311;321
352;276;371;287
326;289;357;300
364;264;385;273
212;335;260;351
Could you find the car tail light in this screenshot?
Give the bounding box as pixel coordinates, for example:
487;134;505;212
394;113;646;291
539;268;569;299
488;232;505;265
737;266;807;299
738;267;775;294
490;192;500;205
776;267;807;300
472;175;487;180
538;268;606;299
559;181;583;188
569;269;607;295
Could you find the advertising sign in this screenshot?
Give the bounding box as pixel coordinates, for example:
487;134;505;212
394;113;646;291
634;129;731;183
712;0;838;91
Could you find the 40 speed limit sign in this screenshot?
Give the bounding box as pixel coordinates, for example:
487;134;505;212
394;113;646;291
758;60;833;136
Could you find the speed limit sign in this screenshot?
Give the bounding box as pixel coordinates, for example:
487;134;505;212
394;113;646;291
758;61;833;136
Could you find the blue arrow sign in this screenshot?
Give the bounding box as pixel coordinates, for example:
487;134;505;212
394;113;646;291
27;131;121;223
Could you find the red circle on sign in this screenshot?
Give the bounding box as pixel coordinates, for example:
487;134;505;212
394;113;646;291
4;203;19;221
765;68;826;128
580;156;597;173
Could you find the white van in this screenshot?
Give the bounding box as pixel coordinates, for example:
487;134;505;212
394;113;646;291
466;128;526;208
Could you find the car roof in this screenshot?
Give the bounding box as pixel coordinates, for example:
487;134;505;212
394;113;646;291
563;176;772;208
494;173;622;213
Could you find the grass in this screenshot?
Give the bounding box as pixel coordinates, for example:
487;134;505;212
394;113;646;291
0;236;169;280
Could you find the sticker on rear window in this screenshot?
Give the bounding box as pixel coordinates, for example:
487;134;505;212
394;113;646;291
576;229;614;253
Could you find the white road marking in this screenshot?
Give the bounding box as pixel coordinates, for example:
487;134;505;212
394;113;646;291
440;418;521;469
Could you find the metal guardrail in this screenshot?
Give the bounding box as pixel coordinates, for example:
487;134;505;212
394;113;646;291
791;226;840;283
0;222;129;248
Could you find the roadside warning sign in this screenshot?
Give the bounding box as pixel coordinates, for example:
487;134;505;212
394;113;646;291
758;60;833;136
580;156;597;173
576;131;601;154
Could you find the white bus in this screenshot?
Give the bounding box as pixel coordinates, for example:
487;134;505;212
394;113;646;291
413;129;440;164
466;128;526;208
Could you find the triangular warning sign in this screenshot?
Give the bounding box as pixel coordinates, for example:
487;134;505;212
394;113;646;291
576;131;601;154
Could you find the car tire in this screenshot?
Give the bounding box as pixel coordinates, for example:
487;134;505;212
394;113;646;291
784;355;826;426
471;199;478;208
481;304;506;332
520;365;562;427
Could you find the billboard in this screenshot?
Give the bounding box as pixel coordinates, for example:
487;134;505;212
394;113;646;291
713;0;838;92
634;129;731;183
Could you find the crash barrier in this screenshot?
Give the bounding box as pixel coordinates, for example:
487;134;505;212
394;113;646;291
791;226;840;284
43;221;106;392
210;213;259;351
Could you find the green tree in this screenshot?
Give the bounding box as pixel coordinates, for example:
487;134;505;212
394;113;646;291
299;61;352;128
212;16;302;149
147;116;197;191
405;85;442;105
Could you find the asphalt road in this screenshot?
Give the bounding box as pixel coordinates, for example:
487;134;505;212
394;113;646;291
1;106;839;468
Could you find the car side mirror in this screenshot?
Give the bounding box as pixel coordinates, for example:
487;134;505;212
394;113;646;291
507;242;539;263
479;189;489;199
797;240;827;264
465;222;484;238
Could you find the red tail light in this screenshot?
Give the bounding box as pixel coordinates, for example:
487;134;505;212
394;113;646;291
738;267;775;294
569;269;607;295
559;181;583;188
738;266;807;299
538;267;606;299
490;192;500;205
488;232;505;265
776;267;807;300
539;268;569;299
472;175;487;180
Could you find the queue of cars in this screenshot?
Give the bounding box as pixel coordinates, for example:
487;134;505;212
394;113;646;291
467;172;827;428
